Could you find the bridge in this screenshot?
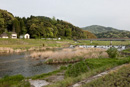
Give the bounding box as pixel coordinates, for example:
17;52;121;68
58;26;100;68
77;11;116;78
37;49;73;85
78;38;130;41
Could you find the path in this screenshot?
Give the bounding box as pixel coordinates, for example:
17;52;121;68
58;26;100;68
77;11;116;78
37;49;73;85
71;64;128;87
29;71;65;87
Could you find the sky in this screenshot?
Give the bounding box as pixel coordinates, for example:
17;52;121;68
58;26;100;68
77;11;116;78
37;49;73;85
0;0;130;30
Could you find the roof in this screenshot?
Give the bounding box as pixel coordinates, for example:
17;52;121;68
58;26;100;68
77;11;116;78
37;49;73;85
0;33;8;37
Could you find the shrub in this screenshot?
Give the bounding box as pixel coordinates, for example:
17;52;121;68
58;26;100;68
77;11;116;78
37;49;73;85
0;75;25;87
65;61;88;77
1;75;24;82
107;47;119;58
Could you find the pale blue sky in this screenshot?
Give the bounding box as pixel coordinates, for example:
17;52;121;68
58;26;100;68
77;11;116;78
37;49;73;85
0;0;130;30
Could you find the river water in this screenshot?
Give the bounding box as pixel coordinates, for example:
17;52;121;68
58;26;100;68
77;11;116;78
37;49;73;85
0;52;59;77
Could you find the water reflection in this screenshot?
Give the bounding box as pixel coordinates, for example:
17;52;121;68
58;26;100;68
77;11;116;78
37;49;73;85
0;53;59;77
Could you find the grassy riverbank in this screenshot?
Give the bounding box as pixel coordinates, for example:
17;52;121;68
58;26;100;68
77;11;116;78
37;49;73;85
0;39;129;54
0;57;130;87
45;57;130;87
0;39;75;53
0;39;129;49
0;39;74;48
82;63;130;87
0;75;30;87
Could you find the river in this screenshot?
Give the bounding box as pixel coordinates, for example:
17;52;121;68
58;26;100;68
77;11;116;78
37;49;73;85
0;52;59;77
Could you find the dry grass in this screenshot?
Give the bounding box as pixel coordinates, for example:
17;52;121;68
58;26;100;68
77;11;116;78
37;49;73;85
0;47;14;53
0;47;53;54
29;48;109;63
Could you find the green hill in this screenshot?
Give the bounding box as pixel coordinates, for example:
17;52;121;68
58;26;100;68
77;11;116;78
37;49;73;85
82;25;126;34
0;9;15;34
0;9;96;39
96;31;130;38
82;25;130;38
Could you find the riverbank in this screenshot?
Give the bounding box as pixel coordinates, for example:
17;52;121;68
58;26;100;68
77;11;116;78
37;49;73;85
45;57;130;87
1;57;130;87
0;39;130;54
0;39;74;54
0;47;60;54
82;63;130;87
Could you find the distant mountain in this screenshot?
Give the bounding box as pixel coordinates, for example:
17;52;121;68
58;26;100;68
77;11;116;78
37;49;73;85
82;25;130;38
96;31;130;38
82;25;126;34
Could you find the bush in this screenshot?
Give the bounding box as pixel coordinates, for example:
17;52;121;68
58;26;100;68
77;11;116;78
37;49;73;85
107;47;119;58
0;75;25;87
1;75;24;82
65;61;88;77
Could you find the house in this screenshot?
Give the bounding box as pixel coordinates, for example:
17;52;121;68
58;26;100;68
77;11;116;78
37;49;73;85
53;38;57;40
20;34;30;39
24;34;30;39
58;37;61;40
0;33;9;38
11;32;17;39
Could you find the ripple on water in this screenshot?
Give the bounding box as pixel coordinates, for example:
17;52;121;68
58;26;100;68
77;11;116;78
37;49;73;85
0;52;59;77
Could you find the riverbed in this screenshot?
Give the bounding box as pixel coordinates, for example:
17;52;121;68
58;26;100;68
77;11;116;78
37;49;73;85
0;52;59;77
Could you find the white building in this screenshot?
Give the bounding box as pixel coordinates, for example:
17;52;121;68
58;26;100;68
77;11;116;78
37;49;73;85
0;33;9;38
20;34;30;39
58;37;61;40
11;32;17;39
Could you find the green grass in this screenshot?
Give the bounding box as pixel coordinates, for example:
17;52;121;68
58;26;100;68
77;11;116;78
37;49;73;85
31;66;67;80
0;39;129;49
45;57;130;87
0;39;75;49
0;75;30;87
82;63;130;87
122;48;130;53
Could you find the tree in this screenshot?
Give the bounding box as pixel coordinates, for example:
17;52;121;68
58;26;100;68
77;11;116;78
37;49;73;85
29;24;40;38
20;20;27;34
65;28;72;38
53;27;58;38
12;19;20;35
0;18;4;28
52;16;57;25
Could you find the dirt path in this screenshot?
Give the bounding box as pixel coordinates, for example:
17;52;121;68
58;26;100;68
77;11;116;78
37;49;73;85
72;64;128;87
29;79;49;87
29;71;65;87
44;71;65;83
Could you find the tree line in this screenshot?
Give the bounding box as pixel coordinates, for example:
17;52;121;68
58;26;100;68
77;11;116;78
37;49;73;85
0;9;96;39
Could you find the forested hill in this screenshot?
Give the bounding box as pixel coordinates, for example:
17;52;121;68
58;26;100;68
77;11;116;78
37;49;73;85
0;9;15;34
82;25;130;38
96;31;130;38
82;25;126;34
0;9;96;39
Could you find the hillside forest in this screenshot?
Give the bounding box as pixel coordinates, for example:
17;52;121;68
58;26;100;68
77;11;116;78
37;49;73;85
82;25;130;38
0;9;96;39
